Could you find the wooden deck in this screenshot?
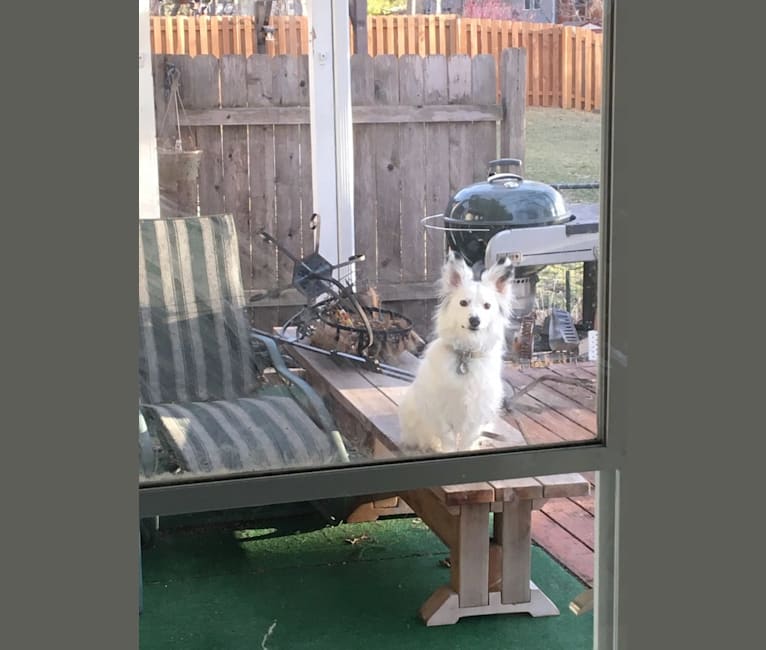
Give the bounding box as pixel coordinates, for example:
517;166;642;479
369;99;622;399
502;362;598;586
288;327;599;588
289;335;597;623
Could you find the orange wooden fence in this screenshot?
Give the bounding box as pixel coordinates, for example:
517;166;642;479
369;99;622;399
150;15;602;111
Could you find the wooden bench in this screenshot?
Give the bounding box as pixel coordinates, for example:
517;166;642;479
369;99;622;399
288;341;591;626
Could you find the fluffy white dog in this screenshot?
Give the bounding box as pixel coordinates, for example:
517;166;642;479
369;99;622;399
398;251;513;453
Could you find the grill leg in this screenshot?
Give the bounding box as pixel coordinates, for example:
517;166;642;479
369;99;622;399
582;261;598;330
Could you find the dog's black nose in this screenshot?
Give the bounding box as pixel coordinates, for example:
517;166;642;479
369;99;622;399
468;315;481;329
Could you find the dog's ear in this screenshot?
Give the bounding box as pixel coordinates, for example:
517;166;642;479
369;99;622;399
483;256;514;295
441;250;473;292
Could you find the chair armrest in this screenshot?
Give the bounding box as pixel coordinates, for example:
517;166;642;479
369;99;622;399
138;409;156;477
250;331;350;462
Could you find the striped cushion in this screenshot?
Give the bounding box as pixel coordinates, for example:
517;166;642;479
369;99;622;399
139;215;258;404
142;392;343;474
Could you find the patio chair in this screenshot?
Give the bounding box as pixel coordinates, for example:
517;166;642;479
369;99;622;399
138;214;349;483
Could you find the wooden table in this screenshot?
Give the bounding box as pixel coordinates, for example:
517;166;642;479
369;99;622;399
289;342;592;626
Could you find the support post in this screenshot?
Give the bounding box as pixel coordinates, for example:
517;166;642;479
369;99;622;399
500;48;527;174
307;1;356;278
349;0;368;55
582;260;598;330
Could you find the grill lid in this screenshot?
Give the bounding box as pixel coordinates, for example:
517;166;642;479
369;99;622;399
444;159;571;229
443;159;572;266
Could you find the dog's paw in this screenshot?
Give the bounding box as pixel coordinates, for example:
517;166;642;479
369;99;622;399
399;439;443;456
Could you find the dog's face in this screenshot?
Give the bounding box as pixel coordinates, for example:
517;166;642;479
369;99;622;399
436;252;513;348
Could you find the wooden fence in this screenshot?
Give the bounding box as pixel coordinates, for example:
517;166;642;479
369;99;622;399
153;50;526;333
150;15;602;111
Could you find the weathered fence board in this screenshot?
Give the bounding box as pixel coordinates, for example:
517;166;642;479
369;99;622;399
350;54;378;292
472;54;500;185
186;56;225;216
177;104;502;126
373;55;403;287
272;55;307;290
221;55;250;289
246;54;278;328
447;55;478;194
398;55;427;285
423;54;450;285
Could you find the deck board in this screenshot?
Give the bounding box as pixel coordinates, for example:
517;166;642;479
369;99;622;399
532;509;594;586
503;363;598;584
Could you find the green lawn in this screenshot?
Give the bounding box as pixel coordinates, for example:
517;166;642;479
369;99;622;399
525;106;602;205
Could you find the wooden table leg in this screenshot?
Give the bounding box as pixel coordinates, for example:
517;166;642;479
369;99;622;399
452;503;491;607
420;501;491;625
493;498;559;617
417;495;560;625
498;498;532;603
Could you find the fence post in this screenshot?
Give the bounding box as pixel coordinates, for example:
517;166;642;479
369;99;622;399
254;1;273;54
349;0;368;55
500;48;526;171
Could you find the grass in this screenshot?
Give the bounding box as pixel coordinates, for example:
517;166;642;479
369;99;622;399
525;106;602;205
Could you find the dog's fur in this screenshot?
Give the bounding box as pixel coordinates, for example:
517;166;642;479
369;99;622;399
398;252;513;453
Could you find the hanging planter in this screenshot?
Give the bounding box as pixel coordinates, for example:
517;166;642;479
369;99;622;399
157;147;203;186
156;62;203;217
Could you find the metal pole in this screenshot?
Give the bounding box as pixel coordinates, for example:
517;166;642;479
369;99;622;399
307;1;355;279
250;328;416;381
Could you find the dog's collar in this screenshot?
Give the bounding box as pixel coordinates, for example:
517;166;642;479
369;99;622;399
455;348;486;375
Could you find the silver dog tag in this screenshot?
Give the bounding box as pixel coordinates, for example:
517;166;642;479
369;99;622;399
457;352;470;375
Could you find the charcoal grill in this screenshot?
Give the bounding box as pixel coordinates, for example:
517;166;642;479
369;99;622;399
423;159;600;360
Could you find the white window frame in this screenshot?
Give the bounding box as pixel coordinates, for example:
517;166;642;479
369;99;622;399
306;0;356;275
139;0;161;220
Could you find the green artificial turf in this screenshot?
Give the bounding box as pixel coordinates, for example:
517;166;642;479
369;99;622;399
140;513;592;650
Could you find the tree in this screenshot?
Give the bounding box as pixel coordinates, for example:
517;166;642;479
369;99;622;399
558;0;603;26
367;0;406;14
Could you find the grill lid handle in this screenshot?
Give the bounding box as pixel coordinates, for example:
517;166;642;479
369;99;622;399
488;173;523;184
488;158;523;178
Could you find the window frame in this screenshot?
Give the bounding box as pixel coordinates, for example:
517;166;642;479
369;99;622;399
138;1;626;644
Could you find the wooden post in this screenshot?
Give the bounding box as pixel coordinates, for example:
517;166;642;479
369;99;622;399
451;503;490;607
500;499;532;604
582;260;598;330
254;0;273;54
349;0;368;55
500;48;526;173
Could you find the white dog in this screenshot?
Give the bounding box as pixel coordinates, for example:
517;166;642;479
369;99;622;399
398;251;513;453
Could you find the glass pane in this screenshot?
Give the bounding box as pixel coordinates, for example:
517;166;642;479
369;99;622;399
140;2;607;489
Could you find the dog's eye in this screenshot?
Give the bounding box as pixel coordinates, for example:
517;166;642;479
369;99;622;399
483;302;491;310
459;299;469;307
